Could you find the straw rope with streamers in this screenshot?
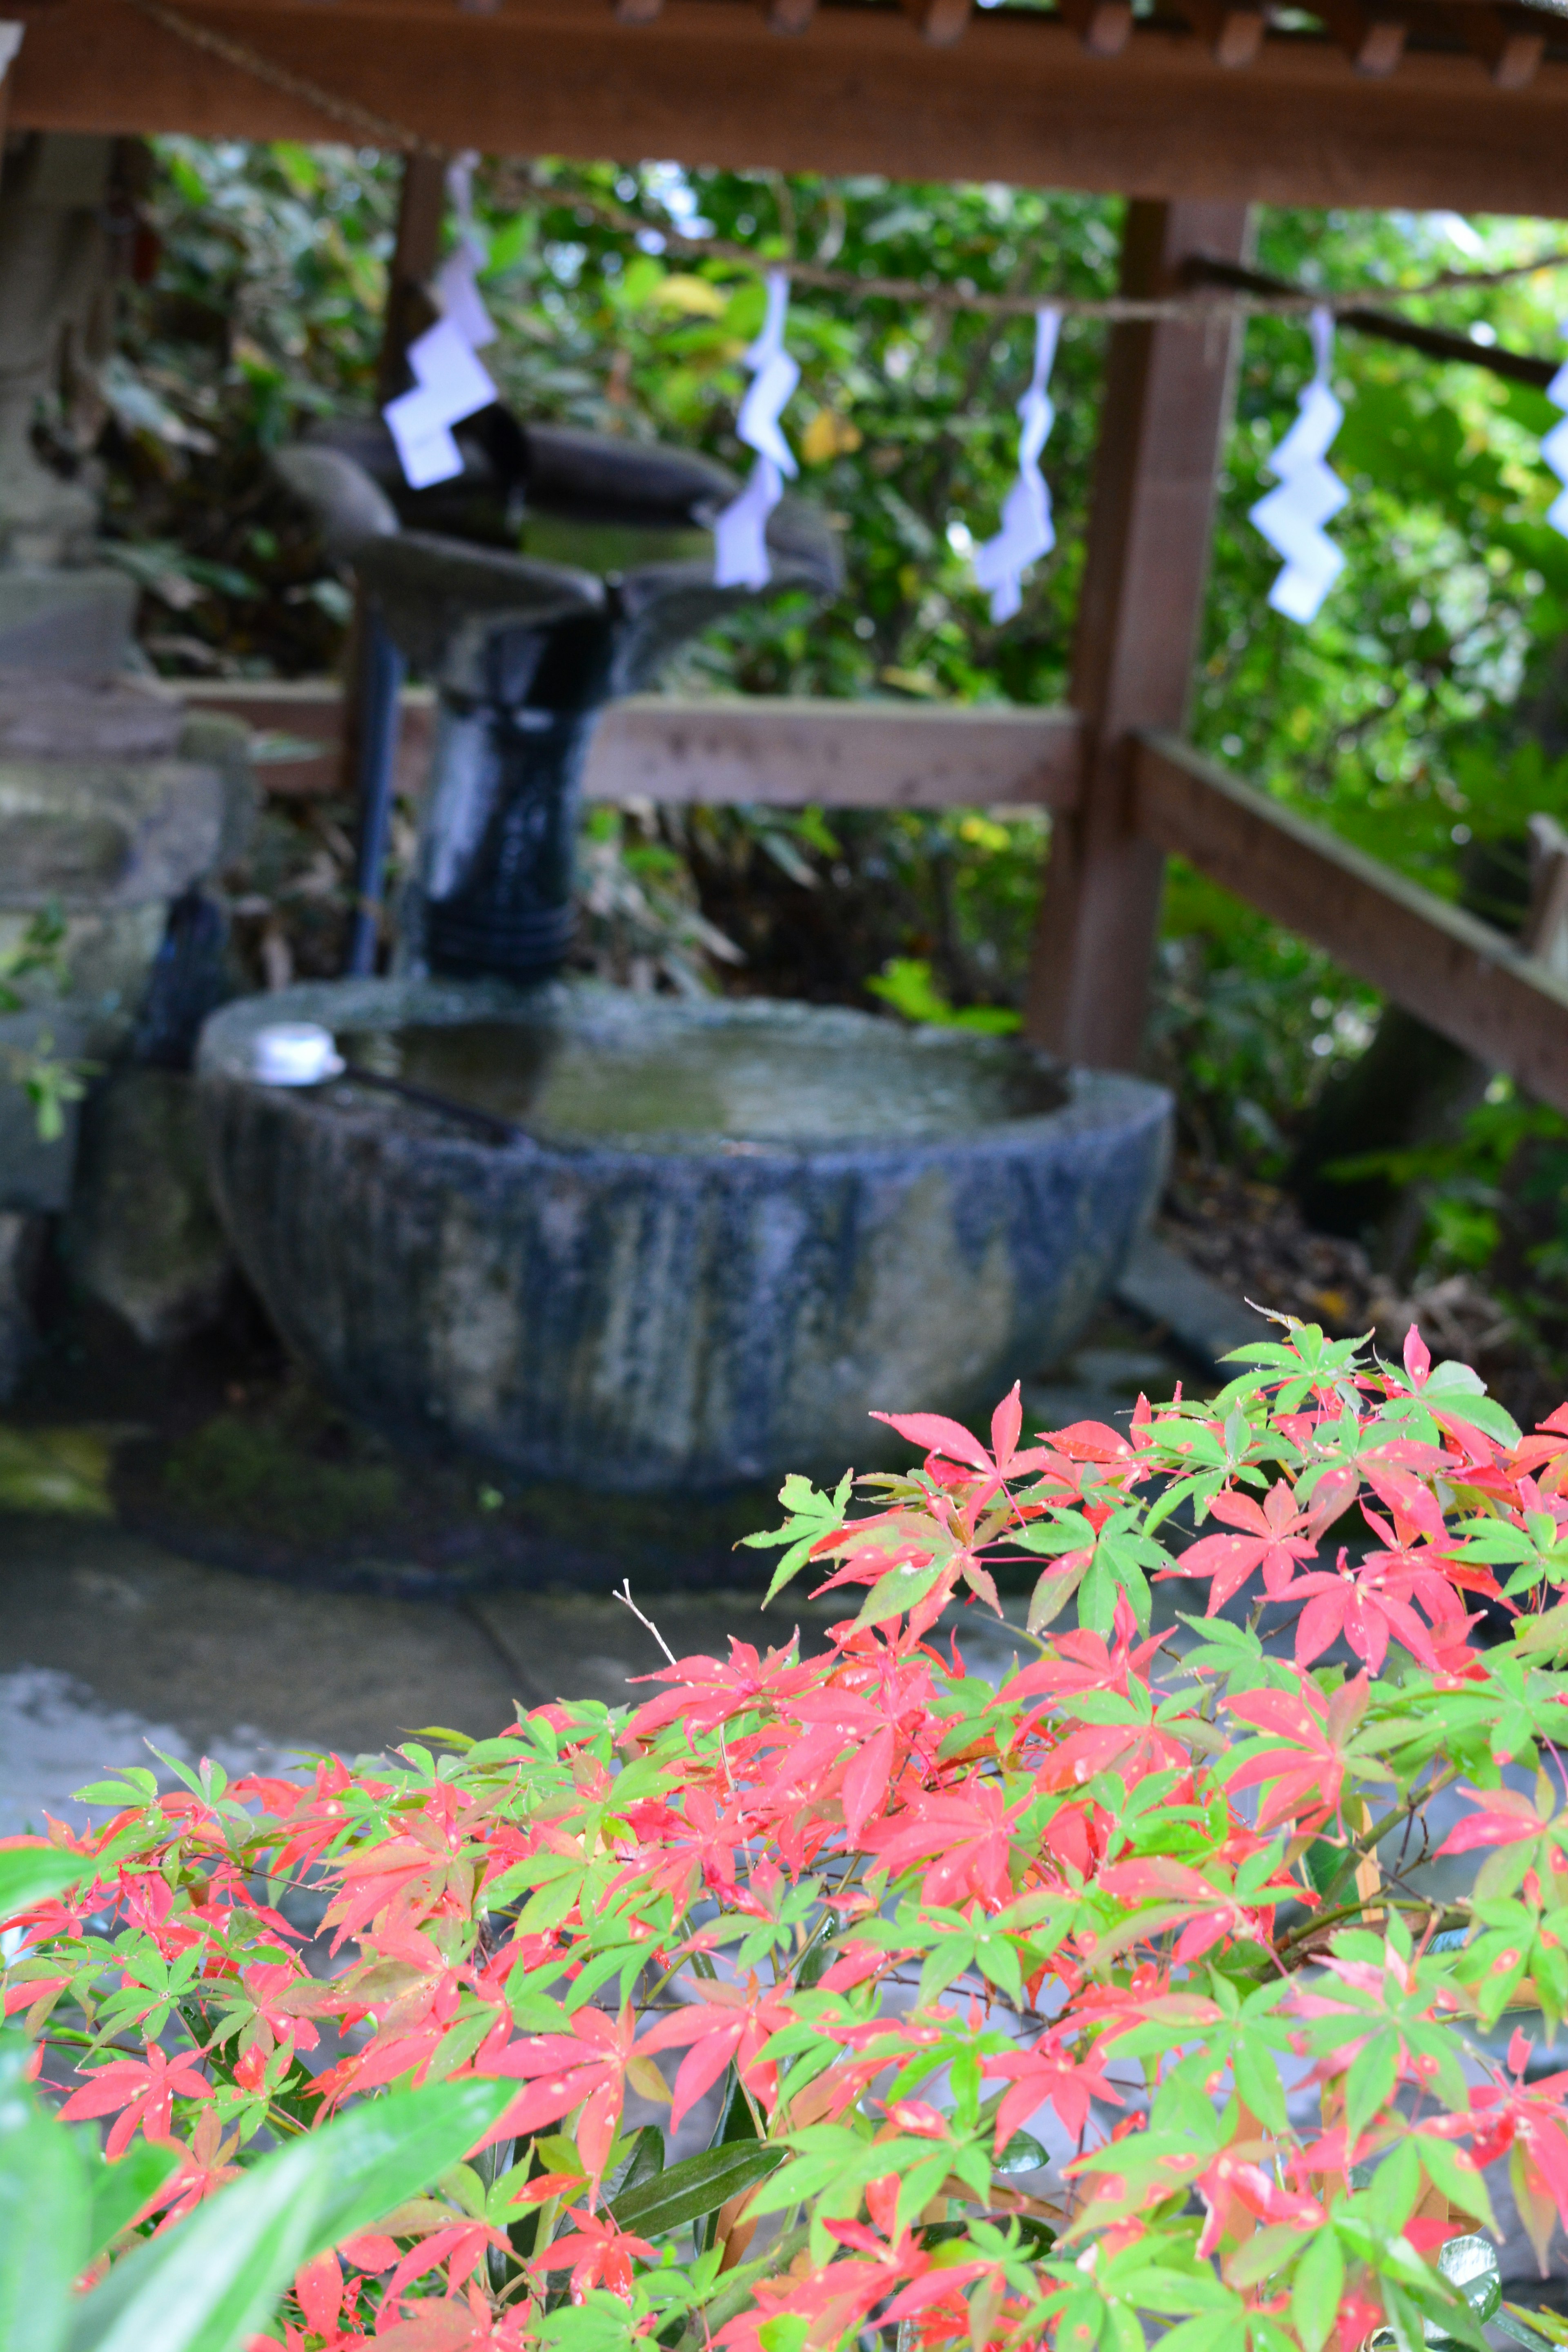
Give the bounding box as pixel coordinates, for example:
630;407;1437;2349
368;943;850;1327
432;153;497;354
378;150;501;487
971;307;1060;623
118;0;1568;335
713;271;801;589
1249;307;1349;623
1545;332;1568;538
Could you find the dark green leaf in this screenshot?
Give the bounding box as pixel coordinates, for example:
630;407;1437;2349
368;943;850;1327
610;2142;782;2240
68;2078;512;2352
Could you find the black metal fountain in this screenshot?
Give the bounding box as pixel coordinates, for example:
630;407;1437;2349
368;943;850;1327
196;405;1172;1492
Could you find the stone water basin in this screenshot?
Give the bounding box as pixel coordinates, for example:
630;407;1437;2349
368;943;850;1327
198;978;1171;1491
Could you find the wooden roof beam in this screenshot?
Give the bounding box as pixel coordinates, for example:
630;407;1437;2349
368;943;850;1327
1171;0;1268;66
767;0;819;29
614;0;664;21
21;0;1568;219
900;0;974;43
1057;0;1135;56
1450;2;1546;86
1313;0;1408;70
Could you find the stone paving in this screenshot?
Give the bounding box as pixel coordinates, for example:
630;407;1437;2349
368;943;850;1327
0;1312;1189;1831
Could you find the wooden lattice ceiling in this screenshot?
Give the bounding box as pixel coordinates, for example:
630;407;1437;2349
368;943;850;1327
18;0;1568;227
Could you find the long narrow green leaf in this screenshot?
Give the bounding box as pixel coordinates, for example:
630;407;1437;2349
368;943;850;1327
0;1847;89;1922
87;2142;185;2264
68;2078;512;2352
610;2141;782;2240
0;2109;88;2352
67;2156;323;2352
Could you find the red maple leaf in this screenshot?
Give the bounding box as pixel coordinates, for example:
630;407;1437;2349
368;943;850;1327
531;2206;657;2301
636;1976;791;2133
983;2023;1123;2144
58;2040;213;2158
1164;1472;1353;1615
485;2004;657;2179
857;1780;1027;1907
626;1638;819;1739
1284;1547;1441;1675
1225;1673;1372;1831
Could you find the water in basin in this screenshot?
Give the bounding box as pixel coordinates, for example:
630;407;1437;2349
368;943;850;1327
336;1016;1068;1149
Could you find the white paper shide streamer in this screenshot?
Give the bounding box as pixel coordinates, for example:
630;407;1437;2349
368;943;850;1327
383;152;498;492
432;153;498;354
1250;308;1348;625
713;272;800;590
972;308;1060;625
1544;326;1568;541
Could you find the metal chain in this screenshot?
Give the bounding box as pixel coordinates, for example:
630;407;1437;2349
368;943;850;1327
125;0;1568;327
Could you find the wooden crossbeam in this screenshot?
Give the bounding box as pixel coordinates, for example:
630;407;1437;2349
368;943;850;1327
1312;0;1409;73
1131;731;1568;1115
899;0;974;45
1450;2;1546;86
587;695;1082;808
1170;0;1268;69
16;0;1568;218
182;682;1087;812
1057;0;1135;55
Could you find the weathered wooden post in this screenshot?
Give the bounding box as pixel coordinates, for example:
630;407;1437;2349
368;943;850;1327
376;151;446;405
1025;197;1252;1069
341;153;447;965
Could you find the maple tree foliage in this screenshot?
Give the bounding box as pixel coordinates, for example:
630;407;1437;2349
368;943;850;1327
10;1317;1568;2351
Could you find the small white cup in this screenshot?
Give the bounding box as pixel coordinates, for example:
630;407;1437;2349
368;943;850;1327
252;1022;345;1088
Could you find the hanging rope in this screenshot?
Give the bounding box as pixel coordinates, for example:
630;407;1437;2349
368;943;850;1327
121;0;1568;334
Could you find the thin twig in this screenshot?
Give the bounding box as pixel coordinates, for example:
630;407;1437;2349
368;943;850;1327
613;1579;677;1666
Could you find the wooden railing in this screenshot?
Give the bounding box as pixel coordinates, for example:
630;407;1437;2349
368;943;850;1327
180;682;1085;811
1131;732;1568;1116
187;677;1568;1117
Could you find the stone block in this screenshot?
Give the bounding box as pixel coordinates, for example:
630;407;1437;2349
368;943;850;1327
0;1004;89;1214
0;754;227;913
0;1211;42;1401
63;1065;232;1346
0;568;136;673
1114;1232;1272;1373
0;670;185;760
176;710;256;869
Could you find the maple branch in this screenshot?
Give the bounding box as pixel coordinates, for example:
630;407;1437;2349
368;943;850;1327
1272;1891;1457;1967
614;1580;677;1666
1309;1770;1457;1913
672;2222;811;2352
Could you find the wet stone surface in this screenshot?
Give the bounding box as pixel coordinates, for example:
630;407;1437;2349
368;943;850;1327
199;978;1171;1491
0;1299;1191;1828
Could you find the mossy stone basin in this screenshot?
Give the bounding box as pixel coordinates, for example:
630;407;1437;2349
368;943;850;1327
198;978;1171;1492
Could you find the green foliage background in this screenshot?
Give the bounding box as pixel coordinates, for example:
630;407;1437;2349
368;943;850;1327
96;139;1568;1279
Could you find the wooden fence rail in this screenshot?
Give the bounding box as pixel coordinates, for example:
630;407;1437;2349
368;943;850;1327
189;677;1568;1114
1131;730;1568;1115
183;682;1084;811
